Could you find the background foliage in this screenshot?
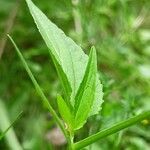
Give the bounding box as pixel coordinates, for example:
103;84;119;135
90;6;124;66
0;0;150;149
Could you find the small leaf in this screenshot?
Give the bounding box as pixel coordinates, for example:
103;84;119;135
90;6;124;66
57;95;74;131
74;47;97;130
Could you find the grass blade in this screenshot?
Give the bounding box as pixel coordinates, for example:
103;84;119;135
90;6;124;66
7;35;69;140
0;111;23;140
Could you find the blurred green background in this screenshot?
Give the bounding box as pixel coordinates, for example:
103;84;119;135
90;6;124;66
0;0;150;149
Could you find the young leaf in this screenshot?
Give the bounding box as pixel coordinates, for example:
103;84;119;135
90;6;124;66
57;95;74;131
25;0;103;116
74;47;97;130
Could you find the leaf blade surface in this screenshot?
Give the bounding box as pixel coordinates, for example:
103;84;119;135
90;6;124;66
74;47;97;130
26;0;103;117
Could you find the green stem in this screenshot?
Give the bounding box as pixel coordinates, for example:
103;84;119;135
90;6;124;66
8;35;70;143
68;131;74;150
74;111;150;150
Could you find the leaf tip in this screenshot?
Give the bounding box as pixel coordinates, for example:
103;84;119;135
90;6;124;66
90;46;97;59
7;34;13;43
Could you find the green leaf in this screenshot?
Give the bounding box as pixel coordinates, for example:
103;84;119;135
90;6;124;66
26;0;103;116
74;47;97;130
57;95;74;131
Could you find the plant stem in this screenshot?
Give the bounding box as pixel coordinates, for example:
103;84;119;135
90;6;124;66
74;111;150;150
8;35;70;143
68;131;74;150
